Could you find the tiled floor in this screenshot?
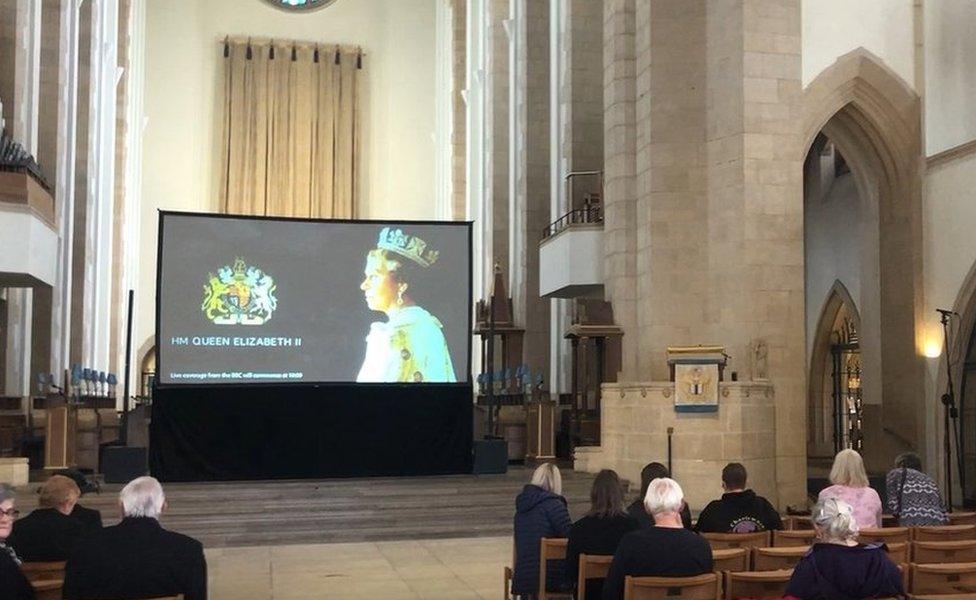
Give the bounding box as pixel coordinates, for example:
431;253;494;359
206;536;510;599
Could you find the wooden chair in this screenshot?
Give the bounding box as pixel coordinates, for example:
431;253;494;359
19;560;66;582
913;524;976;542
723;569;793;599
884;541;909;565
909;562;976;595
752;546;808;571
577;553;613;600
538;537;569;600
912;540;976;563
504;566;514;600
860;526;911;544
772;529;816;547
30;579;63;600
701;531;771;551
882;513;900;527
908;595;976;600
623;573;721;600
711;548;749;573
788;515;812;530
948;512;976;526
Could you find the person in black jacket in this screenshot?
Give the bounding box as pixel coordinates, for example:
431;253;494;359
602;477;712;600
512;463;572;598
0;483;35;600
7;475;89;561
626;462;692;529
694;462;782;533
63;476;206;600
70;502;103;529
565;469;638;600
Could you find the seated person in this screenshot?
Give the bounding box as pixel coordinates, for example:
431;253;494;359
0;483;35;600
512;463;572;597
885;452;948;526
626;462;692;529
565;470;638;599
695;462;782;533
784;498;903;600
55;470;102;529
602;477;713;600
7;475;88;561
63;476;207;600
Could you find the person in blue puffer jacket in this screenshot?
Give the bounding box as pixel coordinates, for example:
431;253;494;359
512;463;572;598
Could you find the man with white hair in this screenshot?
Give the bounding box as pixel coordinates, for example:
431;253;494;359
601;477;712;600
63;476;206;600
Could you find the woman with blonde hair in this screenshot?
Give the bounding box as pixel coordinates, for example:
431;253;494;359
784;498;902;599
512;463;571;598
817;449;882;528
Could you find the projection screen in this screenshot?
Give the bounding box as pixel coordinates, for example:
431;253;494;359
156;212;471;386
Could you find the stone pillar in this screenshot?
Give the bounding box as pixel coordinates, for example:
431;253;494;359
51;0;83;380
450;0;466;221
597;0;805;508
487;0;509;274
602;0;638;380
510;0;550;376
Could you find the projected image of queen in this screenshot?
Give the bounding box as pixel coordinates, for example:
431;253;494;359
356;227;457;383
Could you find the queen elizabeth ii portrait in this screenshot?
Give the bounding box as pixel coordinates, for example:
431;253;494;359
356;227;457;383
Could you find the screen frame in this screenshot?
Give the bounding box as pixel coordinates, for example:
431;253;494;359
155;209;474;389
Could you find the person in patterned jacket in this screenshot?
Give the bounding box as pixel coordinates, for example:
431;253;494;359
885;452;948;527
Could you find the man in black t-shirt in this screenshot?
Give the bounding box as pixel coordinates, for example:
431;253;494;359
695;462;782;533
602;477;712;600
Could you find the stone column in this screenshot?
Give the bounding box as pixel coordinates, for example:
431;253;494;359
602;0;638;380
450;0;466;221
510;0;550;377
487;0;509;274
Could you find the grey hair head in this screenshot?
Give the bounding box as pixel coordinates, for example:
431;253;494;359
894;452;922;471
813;497;859;543
0;483;14;504
119;476;166;519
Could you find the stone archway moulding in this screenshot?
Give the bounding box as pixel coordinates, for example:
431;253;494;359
799;47;925;459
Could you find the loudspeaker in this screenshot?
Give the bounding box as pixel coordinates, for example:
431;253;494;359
473;438;508;474
102;446;148;483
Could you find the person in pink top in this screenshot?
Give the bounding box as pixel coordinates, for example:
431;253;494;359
817;449;882;528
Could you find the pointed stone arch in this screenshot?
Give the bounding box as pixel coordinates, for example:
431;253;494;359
800;48;924;463
807;280;862;461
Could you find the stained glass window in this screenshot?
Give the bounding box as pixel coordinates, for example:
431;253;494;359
262;0;338;11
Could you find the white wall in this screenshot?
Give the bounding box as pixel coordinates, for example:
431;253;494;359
802;0;915;89
137;0;438;353
924;0;976;155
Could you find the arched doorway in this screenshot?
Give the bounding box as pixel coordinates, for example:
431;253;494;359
800;49;924;474
808;281;863;469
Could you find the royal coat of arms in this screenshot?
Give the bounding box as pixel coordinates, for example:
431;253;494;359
201;258;278;325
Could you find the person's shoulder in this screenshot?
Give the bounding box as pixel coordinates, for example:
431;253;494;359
159;527;204;553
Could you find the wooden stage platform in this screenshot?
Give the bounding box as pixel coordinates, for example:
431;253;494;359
15;467;595;548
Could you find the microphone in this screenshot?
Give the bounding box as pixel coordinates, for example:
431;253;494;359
936;308;959;317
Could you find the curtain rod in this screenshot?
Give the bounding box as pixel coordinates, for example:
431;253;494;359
220;36;365;67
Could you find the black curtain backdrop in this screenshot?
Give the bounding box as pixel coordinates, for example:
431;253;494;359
149;384;473;481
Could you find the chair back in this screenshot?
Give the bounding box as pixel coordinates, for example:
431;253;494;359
772;529;816;547
912;540;976;563
859;527;910;544
948;512;976;526
881;513;899;527
883;541;909;565
19;560;67;582
711;548;749;573
577;554;613;600
751;546;807;571
701;531;771;551
538;537;568;600
30;579;63;600
913;524;976;542
623;573;721;600
909;562;976;595
723;569;793;600
788;515;812;530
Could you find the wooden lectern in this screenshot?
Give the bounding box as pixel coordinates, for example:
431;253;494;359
44;399;77;470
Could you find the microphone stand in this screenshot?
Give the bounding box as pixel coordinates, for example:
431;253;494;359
939;309;960;511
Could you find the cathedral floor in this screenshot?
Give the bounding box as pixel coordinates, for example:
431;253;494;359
207;535;509;599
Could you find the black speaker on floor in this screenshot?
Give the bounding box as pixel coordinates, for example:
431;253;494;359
472;438;508;474
102;446;148;484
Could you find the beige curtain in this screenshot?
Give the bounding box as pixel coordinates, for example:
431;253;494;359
218;38;360;218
